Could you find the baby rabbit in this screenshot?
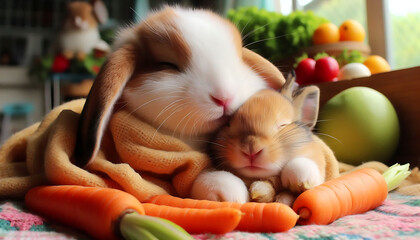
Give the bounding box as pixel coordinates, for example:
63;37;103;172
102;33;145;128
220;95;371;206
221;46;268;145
59;1;110;60
74;5;285;185
192;74;339;205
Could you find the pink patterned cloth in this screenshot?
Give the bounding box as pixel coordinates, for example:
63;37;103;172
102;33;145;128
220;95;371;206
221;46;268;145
196;193;420;240
0;202;43;231
1;193;420;239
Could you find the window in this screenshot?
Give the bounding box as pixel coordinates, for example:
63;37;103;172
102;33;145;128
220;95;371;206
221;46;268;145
295;0;420;70
388;0;420;69
300;0;367;42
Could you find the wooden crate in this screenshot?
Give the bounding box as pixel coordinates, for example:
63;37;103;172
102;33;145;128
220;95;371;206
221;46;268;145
316;66;420;168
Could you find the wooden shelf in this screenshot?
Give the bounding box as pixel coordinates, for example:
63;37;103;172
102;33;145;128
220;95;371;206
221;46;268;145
300;41;371;58
316;66;420;168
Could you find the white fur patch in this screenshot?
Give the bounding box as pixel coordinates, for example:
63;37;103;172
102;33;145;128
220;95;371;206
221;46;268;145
275;192;296;207
172;8;267;115
190;170;249;203
281;157;323;193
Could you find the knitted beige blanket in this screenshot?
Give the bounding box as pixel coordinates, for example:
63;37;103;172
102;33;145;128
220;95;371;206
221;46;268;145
0;99;210;200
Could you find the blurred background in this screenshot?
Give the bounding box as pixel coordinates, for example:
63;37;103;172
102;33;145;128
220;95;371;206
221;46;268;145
0;0;419;141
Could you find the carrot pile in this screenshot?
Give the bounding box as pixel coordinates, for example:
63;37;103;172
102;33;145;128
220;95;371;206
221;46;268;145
24;164;410;239
146;194;299;232
293;163;411;225
25;185;194;240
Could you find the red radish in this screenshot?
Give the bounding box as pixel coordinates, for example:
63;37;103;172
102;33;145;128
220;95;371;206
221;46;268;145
314;57;339;83
295;58;316;85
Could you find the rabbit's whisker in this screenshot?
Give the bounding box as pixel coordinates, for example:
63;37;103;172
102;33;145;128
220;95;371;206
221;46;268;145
242;21;275;42
243;34;289;49
191;112;204;137
315;132;343;145
172;108;195;138
124;94;179;120
194;140;226;149
180;109;200;138
152;102;187;140
239;18;252;38
153;98;185;123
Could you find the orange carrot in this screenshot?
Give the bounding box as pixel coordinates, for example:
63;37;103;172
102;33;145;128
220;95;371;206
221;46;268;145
146;194;299;232
293;164;411;225
25;185;145;240
25;185;194;240
142;203;242;234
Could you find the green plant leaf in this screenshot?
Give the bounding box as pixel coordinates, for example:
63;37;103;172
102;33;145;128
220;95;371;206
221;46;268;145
228;7;328;62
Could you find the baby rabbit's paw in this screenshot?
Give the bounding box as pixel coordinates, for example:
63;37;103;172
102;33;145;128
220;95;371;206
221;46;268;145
275;191;296;207
190;170;249;203
249;180;275;203
281;157;323;193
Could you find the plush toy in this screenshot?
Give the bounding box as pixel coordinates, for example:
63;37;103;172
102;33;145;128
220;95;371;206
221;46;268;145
59;0;110;60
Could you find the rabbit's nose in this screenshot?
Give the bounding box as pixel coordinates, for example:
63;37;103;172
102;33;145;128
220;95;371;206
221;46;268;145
210;95;232;110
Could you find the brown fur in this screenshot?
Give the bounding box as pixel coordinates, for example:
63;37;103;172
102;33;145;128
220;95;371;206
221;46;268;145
210;78;339;193
139;7;192;70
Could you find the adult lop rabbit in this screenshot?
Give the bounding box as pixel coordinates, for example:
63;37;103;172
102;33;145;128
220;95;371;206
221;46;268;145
74;6;286;199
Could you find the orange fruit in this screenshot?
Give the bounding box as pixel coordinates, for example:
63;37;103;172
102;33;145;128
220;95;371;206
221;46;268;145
312;22;340;45
339;19;366;42
363;55;391;74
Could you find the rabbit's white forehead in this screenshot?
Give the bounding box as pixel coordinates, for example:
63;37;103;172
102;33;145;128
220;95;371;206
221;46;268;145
173;8;241;66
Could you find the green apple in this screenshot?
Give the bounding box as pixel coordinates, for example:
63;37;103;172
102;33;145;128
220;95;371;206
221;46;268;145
317;87;400;165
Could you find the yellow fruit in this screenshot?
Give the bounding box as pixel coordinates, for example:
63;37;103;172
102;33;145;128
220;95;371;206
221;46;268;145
363;55;391;74
339;19;366;42
312;22;340;45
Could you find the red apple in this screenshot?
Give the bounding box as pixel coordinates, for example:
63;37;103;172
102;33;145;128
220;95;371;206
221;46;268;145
314;57;339;83
295;58;316;85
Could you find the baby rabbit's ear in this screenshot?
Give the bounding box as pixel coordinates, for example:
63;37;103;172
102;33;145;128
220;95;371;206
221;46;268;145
74;44;137;167
280;71;298;99
292;85;320;129
242;48;285;90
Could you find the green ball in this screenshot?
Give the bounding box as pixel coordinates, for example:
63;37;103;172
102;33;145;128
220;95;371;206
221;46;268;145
317;87;400;165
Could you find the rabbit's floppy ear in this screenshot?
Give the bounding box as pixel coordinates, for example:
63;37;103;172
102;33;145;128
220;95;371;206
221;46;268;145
74;44;137;167
292;85;320;129
242;48;285;90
